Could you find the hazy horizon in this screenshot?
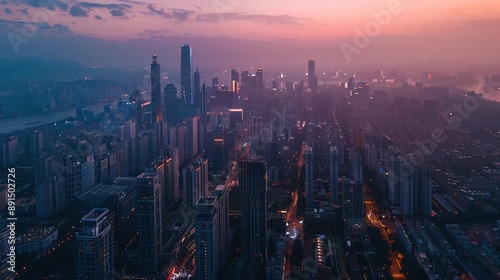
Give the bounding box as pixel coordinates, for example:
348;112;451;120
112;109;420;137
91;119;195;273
0;0;499;69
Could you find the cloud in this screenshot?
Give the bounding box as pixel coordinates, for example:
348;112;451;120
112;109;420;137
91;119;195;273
118;0;146;5
110;9;125;17
77;2;132;10
172;9;193;21
146;4;193;22
461;18;500;29
95;15;102;20
38;23;73;36
68;2;131;18
70;5;88;17
0;18;25;26
139;29;169;38
0;18;72;37
19;8;28;15
3;7;12;14
147;4;171;18
196;13;308;25
18;0;68;11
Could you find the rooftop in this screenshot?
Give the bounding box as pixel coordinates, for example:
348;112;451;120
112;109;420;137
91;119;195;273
82;208;109;221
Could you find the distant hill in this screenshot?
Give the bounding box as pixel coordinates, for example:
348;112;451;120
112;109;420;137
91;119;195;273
0;57;147;90
0;57;89;80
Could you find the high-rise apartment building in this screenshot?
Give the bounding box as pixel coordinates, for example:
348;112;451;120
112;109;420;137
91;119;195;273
329;146;339;204
136;172;162;273
304;145;314;205
195;196;220;280
74;208;113;280
238;154;267;277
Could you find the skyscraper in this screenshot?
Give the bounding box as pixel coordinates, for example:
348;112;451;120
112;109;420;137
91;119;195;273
74;208;113;280
342;179;364;222
308;58;317;92
74;178;137;266
181;44;193;105
201;83;207;123
163;83;181;124
186;116;200;158
388;156;405;206
238;154;267;277
0;135;19;167
329;146;339;204
349;148;363;182
150;53;162;124
401;170;415;215
304;145;314;206
63;154;82;206
165;147;180;203
80;152;95;191
24;129;42;161
212;77;219;92
194;67;201;107
194;157;209;197
415;167;432;215
35;155;66;215
183;164;201;209
212;185;229;261
231;69;240;93
256;67;264;94
240;71;249;92
136;172;162;273
195;196;220;280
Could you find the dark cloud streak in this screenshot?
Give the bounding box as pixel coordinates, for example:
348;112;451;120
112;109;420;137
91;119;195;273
196;13;308;25
146;4;171;18
110;9;125;17
69;2;131;18
17;0;68;11
146;4;193;22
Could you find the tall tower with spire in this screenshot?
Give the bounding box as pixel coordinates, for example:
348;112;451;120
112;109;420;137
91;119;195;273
150;52;162;124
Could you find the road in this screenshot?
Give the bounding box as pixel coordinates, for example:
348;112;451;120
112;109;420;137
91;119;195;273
284;150;304;279
365;196;405;280
224;160;239;190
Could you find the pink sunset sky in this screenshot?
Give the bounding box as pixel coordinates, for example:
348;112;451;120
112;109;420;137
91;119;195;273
1;0;499;67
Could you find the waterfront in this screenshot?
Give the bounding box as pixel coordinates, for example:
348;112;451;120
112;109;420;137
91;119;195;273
0;103;113;134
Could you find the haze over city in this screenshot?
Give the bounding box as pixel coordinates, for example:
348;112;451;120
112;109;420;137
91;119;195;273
0;0;499;68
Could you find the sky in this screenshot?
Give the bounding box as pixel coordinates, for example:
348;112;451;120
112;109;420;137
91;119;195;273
0;0;500;69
